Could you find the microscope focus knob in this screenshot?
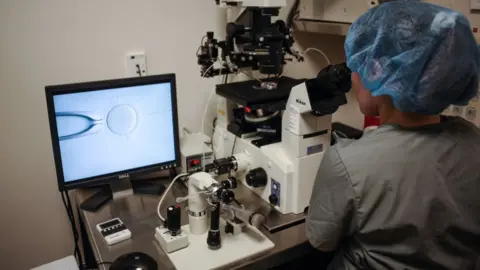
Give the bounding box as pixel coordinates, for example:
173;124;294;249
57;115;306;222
246;168;267;188
269;194;279;206
220;190;235;204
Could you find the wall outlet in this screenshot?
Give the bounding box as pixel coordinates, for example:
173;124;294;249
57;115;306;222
125;52;147;77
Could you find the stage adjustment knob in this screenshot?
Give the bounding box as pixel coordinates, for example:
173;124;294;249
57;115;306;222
246;168;267;188
269;194;278;205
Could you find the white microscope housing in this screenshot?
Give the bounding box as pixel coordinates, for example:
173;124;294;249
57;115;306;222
224;83;332;214
211;63;351;215
187;172;218;235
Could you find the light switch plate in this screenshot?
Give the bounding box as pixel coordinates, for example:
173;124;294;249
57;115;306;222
125;52;147;77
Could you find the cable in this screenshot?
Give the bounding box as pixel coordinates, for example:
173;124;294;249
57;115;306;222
231;135;237;156
169;167;178;179
202;62;217;78
303;48;331;65
62;192;79;262
157;173;190;222
244;111;280;123
333;130;348;139
61;191;84;270
196;35;208;57
237;69;263;83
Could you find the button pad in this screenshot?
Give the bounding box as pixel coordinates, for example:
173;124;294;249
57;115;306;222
96;218;132;245
101;224;127;236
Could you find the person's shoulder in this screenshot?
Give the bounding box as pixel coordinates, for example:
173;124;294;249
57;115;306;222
331;127;410;182
334;127;397;161
445;117;480;136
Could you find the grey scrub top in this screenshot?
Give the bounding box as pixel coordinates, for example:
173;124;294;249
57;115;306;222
306;117;480;270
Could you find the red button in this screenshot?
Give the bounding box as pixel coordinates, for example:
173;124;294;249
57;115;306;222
474;27;478;33
244;107;252;113
192;160;200;165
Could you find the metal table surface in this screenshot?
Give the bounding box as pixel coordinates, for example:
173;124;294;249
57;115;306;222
76;180;312;270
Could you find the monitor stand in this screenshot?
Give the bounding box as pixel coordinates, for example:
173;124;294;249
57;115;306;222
79;177;166;212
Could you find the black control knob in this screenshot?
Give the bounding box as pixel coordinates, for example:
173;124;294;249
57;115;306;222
167;205;181;236
221;177;237;189
269;194;279;206
246;168;268;188
220;190;235;204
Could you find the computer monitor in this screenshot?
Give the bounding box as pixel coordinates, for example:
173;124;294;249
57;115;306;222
46;74;180;209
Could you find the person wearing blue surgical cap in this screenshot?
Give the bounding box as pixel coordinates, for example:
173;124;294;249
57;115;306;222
306;1;480;270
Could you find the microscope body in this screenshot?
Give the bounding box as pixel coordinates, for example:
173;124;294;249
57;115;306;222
213;87;331;214
209;64;351;215
197;1;352;216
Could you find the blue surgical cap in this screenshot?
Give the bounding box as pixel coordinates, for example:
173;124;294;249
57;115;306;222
345;0;480;114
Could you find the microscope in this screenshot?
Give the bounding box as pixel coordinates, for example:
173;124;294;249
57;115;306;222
155;1;351;267
198;0;299;79
196;0;351;220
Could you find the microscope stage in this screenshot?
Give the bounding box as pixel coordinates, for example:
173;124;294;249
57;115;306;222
216;77;303;111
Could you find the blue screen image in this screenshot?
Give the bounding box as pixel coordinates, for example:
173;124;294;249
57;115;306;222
53;83;176;182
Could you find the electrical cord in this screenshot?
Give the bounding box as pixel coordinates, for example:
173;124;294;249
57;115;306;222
244;111;280;123
237;69;263;83
303;48;331;65
334;130;348;139
196;35;208;57
63;192;79;259
202;62;217;78
61;191;84;270
231;135;237;156
277;47;332;79
157;173;190;222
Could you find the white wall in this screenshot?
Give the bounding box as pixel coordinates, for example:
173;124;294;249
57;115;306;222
0;1;223;269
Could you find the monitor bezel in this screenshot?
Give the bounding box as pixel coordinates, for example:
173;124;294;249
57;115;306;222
45;74;181;191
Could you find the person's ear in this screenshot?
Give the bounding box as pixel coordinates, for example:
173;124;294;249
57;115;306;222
351;72;379;116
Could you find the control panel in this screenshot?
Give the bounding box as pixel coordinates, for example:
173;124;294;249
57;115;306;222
96;218;131;246
185;154;213;173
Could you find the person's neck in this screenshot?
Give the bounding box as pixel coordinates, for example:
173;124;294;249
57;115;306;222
378;104;441;128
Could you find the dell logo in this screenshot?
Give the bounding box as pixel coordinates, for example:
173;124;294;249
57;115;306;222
119;173;130;179
296;99;306;105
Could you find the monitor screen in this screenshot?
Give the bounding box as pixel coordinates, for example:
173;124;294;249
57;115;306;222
46;74;180;190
